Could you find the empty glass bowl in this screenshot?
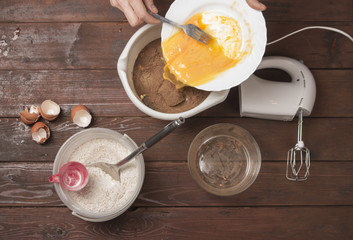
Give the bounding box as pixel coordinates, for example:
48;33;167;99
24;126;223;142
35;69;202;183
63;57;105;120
188;123;261;196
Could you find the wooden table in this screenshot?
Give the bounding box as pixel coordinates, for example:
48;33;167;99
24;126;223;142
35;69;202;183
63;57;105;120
1;0;352;239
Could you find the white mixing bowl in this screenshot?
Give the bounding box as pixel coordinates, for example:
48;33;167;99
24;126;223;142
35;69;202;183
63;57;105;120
117;23;230;120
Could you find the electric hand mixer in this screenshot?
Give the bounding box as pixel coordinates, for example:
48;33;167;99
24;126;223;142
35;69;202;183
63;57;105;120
239;56;316;181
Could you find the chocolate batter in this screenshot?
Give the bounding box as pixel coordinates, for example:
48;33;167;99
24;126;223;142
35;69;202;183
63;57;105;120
133;39;210;113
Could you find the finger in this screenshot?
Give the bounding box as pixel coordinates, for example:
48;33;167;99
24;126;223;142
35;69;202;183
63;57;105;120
119;0;143;26
130;0;159;24
110;0;122;9
143;0;158;13
246;0;267;11
110;0;141;26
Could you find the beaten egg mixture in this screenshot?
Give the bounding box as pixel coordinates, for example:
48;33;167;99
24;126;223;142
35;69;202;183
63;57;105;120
162;12;247;88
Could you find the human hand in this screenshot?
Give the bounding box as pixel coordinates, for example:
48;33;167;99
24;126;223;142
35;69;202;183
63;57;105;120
110;0;160;27
111;0;266;27
246;0;267;11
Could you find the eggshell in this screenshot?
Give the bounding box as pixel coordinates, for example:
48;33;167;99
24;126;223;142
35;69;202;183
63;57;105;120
71;105;92;128
20;106;40;125
31;122;50;144
39;100;60;121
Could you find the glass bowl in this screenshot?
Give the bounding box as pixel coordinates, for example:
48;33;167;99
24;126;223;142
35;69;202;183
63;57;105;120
188;123;261;196
53;128;145;222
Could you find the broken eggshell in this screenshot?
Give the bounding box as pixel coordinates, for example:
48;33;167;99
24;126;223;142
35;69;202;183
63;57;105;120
39;100;60;121
20;105;40;125
31;122;50;144
71;105;92;128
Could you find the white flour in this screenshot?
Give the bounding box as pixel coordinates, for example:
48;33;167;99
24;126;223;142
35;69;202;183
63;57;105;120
67;138;139;213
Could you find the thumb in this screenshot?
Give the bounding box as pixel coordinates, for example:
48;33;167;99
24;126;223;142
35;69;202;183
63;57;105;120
246;0;267;11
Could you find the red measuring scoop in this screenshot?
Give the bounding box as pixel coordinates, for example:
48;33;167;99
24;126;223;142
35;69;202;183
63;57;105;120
49;161;89;191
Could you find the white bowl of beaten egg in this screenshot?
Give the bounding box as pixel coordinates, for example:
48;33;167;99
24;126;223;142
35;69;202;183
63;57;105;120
53;128;145;222
118;24;230;120
162;0;267;91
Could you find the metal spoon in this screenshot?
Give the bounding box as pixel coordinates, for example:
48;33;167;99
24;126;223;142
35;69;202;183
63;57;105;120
87;117;185;181
147;9;211;45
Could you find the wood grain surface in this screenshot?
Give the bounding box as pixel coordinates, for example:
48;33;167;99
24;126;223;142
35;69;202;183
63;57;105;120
0;0;351;22
0;22;352;70
1;117;352;162
0;207;352;239
1;162;353;207
1;0;352;239
0;69;352;117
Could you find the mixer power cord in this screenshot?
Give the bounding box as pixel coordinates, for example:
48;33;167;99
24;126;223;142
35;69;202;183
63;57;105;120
266;26;353;46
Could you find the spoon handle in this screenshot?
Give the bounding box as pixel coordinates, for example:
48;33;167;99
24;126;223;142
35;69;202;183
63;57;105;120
147;9;183;29
117;117;185;167
145;117;185;148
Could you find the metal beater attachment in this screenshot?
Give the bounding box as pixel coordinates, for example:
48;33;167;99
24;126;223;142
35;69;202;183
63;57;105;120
286;108;310;181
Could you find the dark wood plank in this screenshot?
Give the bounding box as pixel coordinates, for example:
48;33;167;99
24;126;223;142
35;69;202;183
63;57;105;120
0;69;352;118
0;0;174;22
0;163;64;207
1;162;352;207
0;22;352;70
0;22;134;70
0;117;352;162
0;0;351;22
0;207;352;239
309;70;353;117
265;22;353;69
0;70;135;117
263;0;353;22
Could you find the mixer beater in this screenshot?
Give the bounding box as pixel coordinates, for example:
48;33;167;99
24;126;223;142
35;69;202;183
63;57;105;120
286;109;310;181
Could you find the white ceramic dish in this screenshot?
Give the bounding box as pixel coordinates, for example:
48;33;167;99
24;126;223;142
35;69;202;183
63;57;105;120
162;0;267;91
118;23;229;120
53;128;145;222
